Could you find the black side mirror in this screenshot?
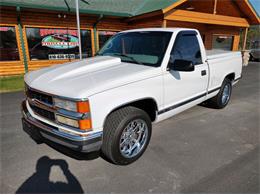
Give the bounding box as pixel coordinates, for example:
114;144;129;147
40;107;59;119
168;59;194;72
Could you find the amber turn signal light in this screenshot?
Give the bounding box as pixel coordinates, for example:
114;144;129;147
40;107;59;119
79;119;92;130
77;101;90;113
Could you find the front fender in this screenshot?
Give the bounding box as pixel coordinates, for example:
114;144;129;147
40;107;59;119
88;76;163;131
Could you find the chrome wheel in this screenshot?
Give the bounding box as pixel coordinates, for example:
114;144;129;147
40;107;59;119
119;119;148;158
222;84;231;105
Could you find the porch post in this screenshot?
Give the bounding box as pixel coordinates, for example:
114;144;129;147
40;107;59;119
93;27;98;52
93;14;103;53
162;19;167;28
242;27;250;66
242;27;248;50
16;6;28;73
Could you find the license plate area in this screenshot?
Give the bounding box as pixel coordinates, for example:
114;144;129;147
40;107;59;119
22;118;43;144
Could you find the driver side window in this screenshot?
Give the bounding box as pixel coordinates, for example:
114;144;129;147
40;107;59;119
170;32;202;65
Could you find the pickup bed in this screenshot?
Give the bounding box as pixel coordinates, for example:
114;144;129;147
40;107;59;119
22;28;242;165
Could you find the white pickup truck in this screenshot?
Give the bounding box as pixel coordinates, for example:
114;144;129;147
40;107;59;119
22;28;242;165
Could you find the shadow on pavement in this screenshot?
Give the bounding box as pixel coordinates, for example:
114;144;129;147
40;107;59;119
43;138;100;161
16;156;84;194
43;138;114;164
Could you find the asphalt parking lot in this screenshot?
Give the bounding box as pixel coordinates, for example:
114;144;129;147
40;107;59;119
1;62;259;193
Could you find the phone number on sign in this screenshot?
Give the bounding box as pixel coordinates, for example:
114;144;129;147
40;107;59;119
48;54;75;60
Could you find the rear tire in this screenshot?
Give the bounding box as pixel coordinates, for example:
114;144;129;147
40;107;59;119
102;106;152;165
207;78;232;109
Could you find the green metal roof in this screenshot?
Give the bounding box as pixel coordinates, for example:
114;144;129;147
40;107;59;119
132;0;178;15
0;0;178;17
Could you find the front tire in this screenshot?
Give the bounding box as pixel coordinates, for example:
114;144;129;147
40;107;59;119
102;106;152;165
207;78;232;109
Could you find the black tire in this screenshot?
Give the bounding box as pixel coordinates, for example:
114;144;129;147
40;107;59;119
207;78;232;109
101;106;152;165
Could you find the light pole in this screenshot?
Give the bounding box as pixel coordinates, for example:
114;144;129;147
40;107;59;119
75;0;82;60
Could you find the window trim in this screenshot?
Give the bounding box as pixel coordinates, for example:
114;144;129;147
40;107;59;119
0;24;22;63
23;25;94;63
212;34;235;51
97;29;121;51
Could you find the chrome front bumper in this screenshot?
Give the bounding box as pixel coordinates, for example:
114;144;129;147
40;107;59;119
21;100;102;153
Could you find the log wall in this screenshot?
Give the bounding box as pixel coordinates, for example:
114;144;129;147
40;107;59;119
0;5;244;76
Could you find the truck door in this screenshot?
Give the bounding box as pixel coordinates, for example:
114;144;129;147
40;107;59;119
160;31;208;116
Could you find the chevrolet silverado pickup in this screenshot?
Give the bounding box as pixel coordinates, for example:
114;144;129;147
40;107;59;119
22;28;242;165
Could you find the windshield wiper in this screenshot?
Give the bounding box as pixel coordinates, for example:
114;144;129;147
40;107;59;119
113;53;143;65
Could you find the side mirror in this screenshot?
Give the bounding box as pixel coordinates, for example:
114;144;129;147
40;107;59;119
168;59;194;72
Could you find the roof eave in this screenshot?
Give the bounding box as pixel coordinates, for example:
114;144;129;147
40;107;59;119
162;0;188;14
246;0;260;25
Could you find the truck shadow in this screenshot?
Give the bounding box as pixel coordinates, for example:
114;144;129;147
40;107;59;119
44;139;115;164
43;138;100;161
16;156;84;194
199;101;218;109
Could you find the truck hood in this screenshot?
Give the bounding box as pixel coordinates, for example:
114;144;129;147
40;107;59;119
25;56;160;98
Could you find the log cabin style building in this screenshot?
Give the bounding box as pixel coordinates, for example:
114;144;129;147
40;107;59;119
0;0;259;76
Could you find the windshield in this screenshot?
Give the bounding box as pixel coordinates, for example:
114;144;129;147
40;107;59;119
97;31;172;67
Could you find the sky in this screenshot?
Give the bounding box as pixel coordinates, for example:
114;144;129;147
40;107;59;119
249;0;260;17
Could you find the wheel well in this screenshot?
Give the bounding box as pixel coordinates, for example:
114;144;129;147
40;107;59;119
109;98;158;122
225;73;235;81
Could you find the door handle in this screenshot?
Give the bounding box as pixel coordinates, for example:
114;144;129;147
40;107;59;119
201;70;206;76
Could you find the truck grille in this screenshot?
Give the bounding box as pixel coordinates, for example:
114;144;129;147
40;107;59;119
26;87;55;121
27;88;53;105
30;104;55;121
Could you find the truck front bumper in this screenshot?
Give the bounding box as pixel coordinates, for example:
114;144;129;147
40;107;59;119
21;100;102;153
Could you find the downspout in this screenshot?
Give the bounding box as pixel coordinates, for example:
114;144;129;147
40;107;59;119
16;6;28;73
93;14;104;53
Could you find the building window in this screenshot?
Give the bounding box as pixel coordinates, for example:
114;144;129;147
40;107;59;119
212;35;234;51
25;27;92;60
98;30;117;49
0;26;20;61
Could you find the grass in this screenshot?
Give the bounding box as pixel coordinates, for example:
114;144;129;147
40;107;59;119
0;75;25;93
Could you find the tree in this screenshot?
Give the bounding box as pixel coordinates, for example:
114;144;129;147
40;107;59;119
239;25;260;50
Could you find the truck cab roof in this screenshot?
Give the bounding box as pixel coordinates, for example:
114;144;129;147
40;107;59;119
119;27;198;34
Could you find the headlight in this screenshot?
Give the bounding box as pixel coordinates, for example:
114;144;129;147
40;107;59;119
56;115;79;128
54;97;92;130
53;97;77;112
53;98;91;113
56;115;92;130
